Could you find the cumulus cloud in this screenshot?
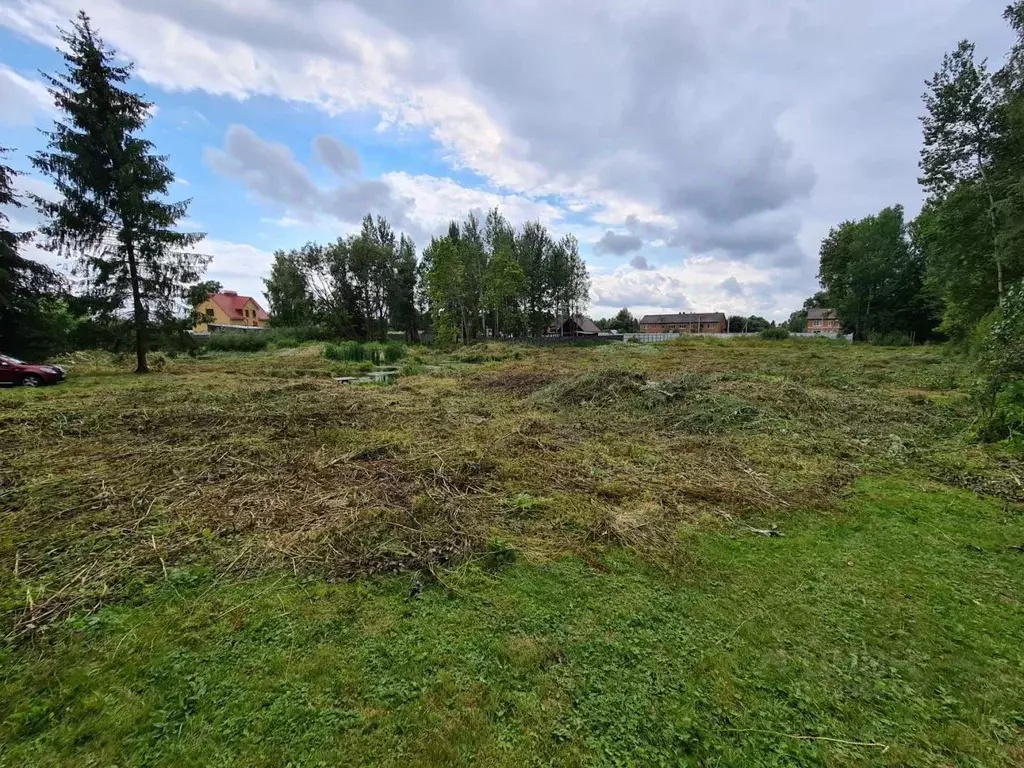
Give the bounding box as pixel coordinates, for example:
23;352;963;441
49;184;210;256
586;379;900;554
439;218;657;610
206;125;566;243
591;269;691;311
594;230;643;256
630;255;652;271
206;124;414;228
381;171;565;237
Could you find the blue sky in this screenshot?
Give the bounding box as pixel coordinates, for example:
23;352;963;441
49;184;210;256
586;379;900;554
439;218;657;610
0;0;1012;319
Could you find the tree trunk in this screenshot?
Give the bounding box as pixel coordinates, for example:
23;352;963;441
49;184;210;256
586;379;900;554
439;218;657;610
125;240;149;374
977;150;1004;304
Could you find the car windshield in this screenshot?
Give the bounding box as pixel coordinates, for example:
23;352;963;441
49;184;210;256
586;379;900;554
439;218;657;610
1;355;24;364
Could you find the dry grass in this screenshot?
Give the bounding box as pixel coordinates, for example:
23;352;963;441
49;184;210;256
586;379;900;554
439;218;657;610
1;339;1017;639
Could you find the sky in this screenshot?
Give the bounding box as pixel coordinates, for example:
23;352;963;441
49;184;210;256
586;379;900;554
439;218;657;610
0;0;1013;321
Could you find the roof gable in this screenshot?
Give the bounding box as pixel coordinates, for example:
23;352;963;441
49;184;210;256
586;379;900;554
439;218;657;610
209;292;270;320
807;308;838;320
552;315;600;334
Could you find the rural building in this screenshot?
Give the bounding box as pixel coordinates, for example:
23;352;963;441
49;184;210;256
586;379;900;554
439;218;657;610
546;315;601;337
807;308;840;334
193;291;270;333
638;312;727;334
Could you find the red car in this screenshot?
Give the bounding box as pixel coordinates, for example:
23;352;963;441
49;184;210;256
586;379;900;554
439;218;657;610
0;354;67;387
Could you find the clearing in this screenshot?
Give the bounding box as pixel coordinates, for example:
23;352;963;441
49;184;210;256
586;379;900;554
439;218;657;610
1;339;1022;766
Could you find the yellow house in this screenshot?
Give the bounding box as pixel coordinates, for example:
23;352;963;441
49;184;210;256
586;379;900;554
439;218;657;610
193;291;271;333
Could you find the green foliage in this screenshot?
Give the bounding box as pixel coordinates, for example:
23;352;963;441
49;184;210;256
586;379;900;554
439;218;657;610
818;205;934;340
868;331;914;347
363;341;386;364
382;342;405;364
186;280;222;311
322;341;406;364
976;280;1024;443
759;327;790;340
0;146;64;359
264;220;422;342
727;315;771;333
424;209;590;342
914;14;1024;340
977;381;1024;443
29;12;207;373
205;332;271;352
264;248;315;329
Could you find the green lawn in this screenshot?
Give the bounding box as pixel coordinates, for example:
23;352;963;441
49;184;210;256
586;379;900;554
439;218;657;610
1;341;1022;766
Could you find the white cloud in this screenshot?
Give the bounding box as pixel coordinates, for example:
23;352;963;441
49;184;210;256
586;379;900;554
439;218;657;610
381;171;564;236
194;238;275;306
590;258;798;320
0;63;54;125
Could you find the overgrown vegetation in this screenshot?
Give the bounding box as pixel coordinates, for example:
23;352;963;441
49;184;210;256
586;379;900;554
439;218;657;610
1;341;1022;764
322;340;406;364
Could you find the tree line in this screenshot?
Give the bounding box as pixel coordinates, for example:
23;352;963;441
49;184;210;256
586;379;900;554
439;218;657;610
264;209;590;344
791;2;1024;345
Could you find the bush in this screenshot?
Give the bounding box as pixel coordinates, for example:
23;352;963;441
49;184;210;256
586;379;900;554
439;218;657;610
383;342;406;364
759;327;790;341
363;342;385;365
975;282;1024;444
977;381;1024;443
323;341;364;362
205;332;271;352
869;331;913;347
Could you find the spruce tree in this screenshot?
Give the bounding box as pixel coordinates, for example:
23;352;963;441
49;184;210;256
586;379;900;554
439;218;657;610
30;12;207;372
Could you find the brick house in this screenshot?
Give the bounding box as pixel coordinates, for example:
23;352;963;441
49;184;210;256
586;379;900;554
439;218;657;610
193;291;271;333
807;308;840;334
638;312;727;334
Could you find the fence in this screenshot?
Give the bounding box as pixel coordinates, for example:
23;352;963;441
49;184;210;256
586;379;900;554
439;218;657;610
620;332;853;343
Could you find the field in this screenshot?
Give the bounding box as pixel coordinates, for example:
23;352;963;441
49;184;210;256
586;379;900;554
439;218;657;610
1;339;1023;766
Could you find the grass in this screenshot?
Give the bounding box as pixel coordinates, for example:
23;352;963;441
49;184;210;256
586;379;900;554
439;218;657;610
1;339;1022;765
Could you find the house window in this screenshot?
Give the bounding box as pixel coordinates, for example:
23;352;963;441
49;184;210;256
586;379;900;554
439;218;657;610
205;308;215;318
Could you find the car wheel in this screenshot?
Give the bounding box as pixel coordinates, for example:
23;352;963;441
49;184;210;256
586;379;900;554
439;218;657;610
21;374;43;388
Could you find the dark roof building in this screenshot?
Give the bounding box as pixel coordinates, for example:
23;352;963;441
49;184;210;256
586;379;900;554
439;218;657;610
807;308;838;321
547;315;601;336
639;312;727;333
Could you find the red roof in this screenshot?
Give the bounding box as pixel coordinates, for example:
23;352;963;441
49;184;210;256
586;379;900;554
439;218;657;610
209;291;270;320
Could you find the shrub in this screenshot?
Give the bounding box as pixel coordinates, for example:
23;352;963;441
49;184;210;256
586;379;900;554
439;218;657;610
383;342;406;364
205;332;271;352
364;342;386;365
975;282;1024;444
323;341;364;362
977;381;1024;443
760;327;790;341
399;360;427;376
869;331;913;347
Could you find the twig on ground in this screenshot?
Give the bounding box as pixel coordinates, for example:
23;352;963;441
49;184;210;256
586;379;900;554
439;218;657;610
722;728;889;753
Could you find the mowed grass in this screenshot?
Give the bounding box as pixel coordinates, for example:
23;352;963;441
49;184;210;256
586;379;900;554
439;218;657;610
1;339;1023;766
